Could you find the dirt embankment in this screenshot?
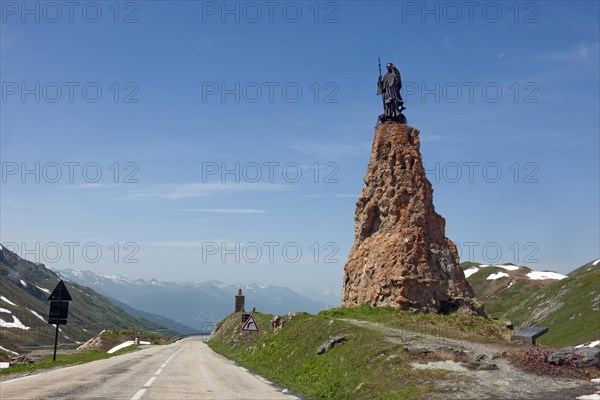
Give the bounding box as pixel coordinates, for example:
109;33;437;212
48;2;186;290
341;319;599;400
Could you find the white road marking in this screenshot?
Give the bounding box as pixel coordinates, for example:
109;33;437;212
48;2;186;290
128;345;188;400
130;388;146;400
144;377;156;387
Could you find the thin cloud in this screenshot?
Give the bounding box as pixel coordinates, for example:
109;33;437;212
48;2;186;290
150;240;231;249
291;141;370;157
64;183;121;189
185;208;266;214
128;182;291;200
541;41;599;62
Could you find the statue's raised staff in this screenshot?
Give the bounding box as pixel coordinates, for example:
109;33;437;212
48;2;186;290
377;59;407;124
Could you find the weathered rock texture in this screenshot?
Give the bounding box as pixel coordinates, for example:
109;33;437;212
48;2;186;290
342;124;481;314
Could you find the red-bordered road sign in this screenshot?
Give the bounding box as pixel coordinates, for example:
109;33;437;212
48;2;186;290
241;314;259;332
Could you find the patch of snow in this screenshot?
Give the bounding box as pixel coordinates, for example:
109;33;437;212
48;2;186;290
487;272;509;280
577;395;600;400
527;271;567;280
140;341;151;345
0;308;12;313
508;281;514;288
593;259;600;266
36;286;51;294
498;264;519;271
0;296;17;306
591;378;600;383
0;315;31;330
0;244;3;250
411;360;469;372
463;268;479;278
107;341;135;354
576;340;600;349
256;283;269;289
480;264;519;271
0;345;18;356
28;309;46;322
19;279;27;287
0;362;9;369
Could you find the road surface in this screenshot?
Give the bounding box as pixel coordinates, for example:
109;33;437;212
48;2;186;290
0;337;296;399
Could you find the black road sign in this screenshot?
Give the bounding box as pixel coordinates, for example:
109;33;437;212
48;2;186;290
48;280;72;325
48;280;73;301
47;280;72;361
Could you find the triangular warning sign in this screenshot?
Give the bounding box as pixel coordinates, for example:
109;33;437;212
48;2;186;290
241;314;260;332
48;280;72;301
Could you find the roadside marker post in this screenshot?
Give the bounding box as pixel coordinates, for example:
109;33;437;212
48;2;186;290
48;280;72;361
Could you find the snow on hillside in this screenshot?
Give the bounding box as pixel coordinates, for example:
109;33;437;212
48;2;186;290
28;308;46;322
479;264;520;271
527;271;567;280
36;285;51;294
487;272;509;280
464;268;479;278
0;296;17;306
464;263;568;281
0;308;31;330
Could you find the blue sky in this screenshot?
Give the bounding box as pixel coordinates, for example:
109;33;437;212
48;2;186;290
1;1;598;301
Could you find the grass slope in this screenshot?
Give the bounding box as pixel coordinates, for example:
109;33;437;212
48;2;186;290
208;307;509;400
461;261;600;347
505;263;599;347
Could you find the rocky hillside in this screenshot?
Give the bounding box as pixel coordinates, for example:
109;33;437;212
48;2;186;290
56;269;329;330
462;260;599;347
0;244;170;359
342;124;478;314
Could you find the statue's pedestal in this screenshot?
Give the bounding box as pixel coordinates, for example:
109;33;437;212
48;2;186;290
341;124;481;314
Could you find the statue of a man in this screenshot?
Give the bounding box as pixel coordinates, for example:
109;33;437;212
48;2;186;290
377;62;406;124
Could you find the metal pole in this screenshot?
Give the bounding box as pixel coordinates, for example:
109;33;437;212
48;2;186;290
53;324;59;361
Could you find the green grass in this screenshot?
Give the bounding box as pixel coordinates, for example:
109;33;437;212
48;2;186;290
0;345;140;376
463;262;600;348
506;271;600;347
319;305;510;343
208;310;487;399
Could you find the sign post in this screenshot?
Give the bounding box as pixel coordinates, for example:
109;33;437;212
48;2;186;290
241;314;259;333
241;314;259;348
48;280;72;361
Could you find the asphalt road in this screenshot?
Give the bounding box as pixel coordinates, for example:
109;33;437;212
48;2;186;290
0;337;296;399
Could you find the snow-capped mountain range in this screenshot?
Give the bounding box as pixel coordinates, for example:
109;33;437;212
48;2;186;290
56;269;330;331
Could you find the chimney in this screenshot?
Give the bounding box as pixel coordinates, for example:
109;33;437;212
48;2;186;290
235;288;245;312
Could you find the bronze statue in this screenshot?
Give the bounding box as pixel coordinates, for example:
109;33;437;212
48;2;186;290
377;59;406;124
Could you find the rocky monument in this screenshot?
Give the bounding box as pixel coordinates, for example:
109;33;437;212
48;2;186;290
341;63;481;314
